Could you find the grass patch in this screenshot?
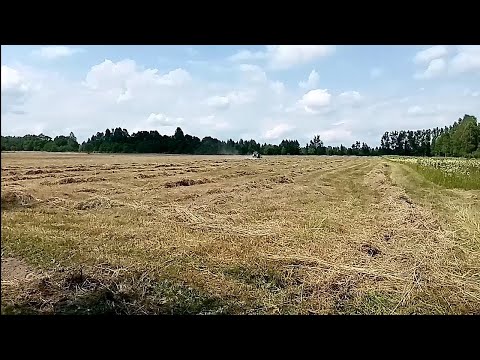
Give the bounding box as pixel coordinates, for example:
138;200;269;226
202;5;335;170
1;267;232;315
406;163;480;190
337;292;398;315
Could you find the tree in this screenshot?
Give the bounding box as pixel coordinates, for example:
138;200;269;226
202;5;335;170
309;135;324;155
174;127;185;141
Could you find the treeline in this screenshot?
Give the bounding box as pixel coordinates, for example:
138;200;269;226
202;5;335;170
380;114;480;158
1;133;79;152
2;114;478;158
77;127;381;156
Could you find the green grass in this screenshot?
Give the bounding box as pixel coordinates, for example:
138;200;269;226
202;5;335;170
407;163;480;190
1;270;233;315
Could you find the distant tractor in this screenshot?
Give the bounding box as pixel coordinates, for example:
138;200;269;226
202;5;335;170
252;151;261;159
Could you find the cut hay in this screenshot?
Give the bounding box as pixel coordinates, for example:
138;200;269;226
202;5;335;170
76;188;98;193
74;197;117;210
25;169;45;175
135;173;157;179
164;178;214;188
270;175;294;184
1;190;37;209
41;176;108;186
58;177;83;184
2;153;479;315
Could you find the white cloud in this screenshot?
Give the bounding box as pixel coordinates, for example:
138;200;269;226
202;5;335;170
205;90;255;110
407;105;423;115
84;60;190;91
270;81;285;94
116;89;132;103
158;68;191;86
3;49;480;148
318;128;353;143
83;59;191;105
206;95;230;109
263;123;294;140
229;49;266;62
339;91;362;103
239;64;267;82
146;113;183;126
298;89;332;113
1;65;29;92
32;46;84;60
450;45;480;74
406;105;439;117
266;45;335;70
413;46;448;65
299;69;319;89
229;46;335;70
1;65;31;114
196;115;230;131
414;58;446;79
414;46;480;78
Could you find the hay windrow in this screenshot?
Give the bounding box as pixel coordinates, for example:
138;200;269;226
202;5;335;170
74;197;119;210
164;178;214;188
40;176;107;186
1;190;37;209
2;153;479;314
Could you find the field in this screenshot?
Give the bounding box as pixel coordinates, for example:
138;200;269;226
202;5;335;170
1;152;479;314
387;156;480;190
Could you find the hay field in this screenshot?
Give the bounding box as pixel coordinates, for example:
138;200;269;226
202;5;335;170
1;152;479;314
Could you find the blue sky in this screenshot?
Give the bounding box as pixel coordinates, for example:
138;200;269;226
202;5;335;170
2;45;479;146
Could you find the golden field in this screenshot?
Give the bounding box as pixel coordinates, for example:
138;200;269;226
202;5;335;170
1;152;479;314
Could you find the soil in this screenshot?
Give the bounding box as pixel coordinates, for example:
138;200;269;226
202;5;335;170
1;257;35;282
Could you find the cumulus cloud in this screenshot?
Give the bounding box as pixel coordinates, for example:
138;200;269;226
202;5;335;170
414;46;480;79
206;95;230;109
238;64;267;82
266;45;335;70
413;46;448;65
450;45;480;74
318;128;353;143
299;70;319;89
196;114;230;131
298;89;332;113
406;105;439;116
414;58;446;79
270;81;285;95
146;113;183;126
229;45;335;70
1;65;29;92
338;91;362;104
407;105;423;115
263;123;294;140
228;49;266;62
3;47;480;148
205;90;255;110
32;46;85;60
1;65;31;114
84;60;190;91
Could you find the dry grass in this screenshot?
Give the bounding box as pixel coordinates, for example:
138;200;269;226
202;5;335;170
1;152;479;314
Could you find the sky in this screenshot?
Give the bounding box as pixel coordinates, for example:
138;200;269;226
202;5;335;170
1;45;480;147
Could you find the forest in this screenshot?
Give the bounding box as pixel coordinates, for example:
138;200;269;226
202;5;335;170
2;114;479;158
